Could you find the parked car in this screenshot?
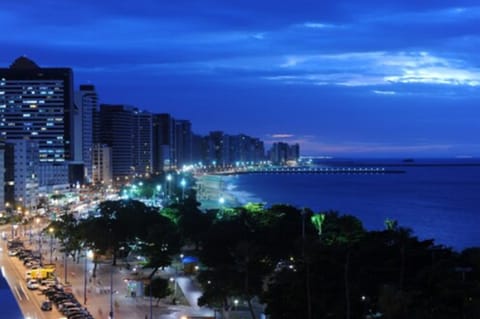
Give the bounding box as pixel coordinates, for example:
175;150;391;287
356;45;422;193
8;249;19;256
27;279;39;290
40;300;52;311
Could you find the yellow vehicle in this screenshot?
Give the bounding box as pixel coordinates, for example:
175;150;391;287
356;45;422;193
25;268;55;281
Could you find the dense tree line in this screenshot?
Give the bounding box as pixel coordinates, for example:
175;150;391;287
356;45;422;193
46;181;479;319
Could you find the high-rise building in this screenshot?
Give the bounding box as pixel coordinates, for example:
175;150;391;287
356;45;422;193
0;141;5;213
201;132;265;167
0;56;74;188
191;133;203;165
152;113;174;173
92;144;112;185
3;141;14;211
99;104;152;182
231;134;266;164
269;142;300;165
5;139;39;211
75;84;98;181
174;119;192;169
99;104;135;182
133;109;152;177
205;131;227;166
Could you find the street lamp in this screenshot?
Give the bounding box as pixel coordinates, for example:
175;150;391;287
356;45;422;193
12;224;18;239
84;250;94;305
49;227;54;264
154;185;161;206
234;299;239;310
219;197;225;211
180;178;186;200
166;174;172;199
169;277;177;298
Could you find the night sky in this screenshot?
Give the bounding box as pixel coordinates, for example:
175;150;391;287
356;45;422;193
2;0;480;157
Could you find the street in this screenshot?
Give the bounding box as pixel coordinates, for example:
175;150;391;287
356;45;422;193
1;223;216;319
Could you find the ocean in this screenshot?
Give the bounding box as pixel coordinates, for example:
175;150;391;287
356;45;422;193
219;159;480;251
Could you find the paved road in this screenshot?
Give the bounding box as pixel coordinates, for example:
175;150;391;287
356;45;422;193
0;232;63;319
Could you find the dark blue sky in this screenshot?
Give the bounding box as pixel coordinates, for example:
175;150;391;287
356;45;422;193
2;0;480;157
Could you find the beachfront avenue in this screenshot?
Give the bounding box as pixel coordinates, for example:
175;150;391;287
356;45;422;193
2;173;479;319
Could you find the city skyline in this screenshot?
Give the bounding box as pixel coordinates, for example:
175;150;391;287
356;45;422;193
2;1;480;157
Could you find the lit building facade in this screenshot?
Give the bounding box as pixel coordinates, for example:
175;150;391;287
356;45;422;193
92;144;112;185
173;119;192;169
269;142;300;165
99;105;154;182
6;139;39;211
133;109;153;177
75;84;98;181
152;113;174;173
0;141;5;213
99;104;135;182
0;57;74;187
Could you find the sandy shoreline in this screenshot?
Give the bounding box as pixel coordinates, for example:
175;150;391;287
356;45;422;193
194;174;243;210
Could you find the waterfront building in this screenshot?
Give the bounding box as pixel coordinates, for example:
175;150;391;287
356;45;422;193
174;119;193;169
75;84;98;182
205;131;228;167
152;113;174;173
36;163;69;193
99;104;153;182
3;141;14;212
133;109;153;177
99;104;136;182
227;134;266;165
4;139;39;212
191;133;204;165
201;131;266;167
0;141;5;213
269;142;300;165
92;144;113;185
0;56;75;189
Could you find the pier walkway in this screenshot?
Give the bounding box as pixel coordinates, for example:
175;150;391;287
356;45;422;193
204;166;405;175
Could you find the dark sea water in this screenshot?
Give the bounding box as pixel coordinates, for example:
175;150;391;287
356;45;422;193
223;159;480;251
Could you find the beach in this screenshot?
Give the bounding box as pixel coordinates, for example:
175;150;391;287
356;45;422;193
194;174;245;210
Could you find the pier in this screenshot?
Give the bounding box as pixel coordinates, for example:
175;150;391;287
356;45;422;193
206;166;405;175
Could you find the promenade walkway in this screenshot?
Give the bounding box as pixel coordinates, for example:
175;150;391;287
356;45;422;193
56;254;213;319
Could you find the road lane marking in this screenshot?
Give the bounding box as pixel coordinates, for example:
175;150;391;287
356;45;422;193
15;285;25;301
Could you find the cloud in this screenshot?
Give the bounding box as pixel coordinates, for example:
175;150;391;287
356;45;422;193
266;51;480;89
301;22;336;29
372;90;396;95
270;134;295;139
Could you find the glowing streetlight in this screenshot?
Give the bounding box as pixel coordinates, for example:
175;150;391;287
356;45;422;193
12;224;18;239
84;250;94;305
219;197;225;211
180;178;186;200
166;174;172;198
169;277;177;297
234;299;239;310
154;184;161;205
